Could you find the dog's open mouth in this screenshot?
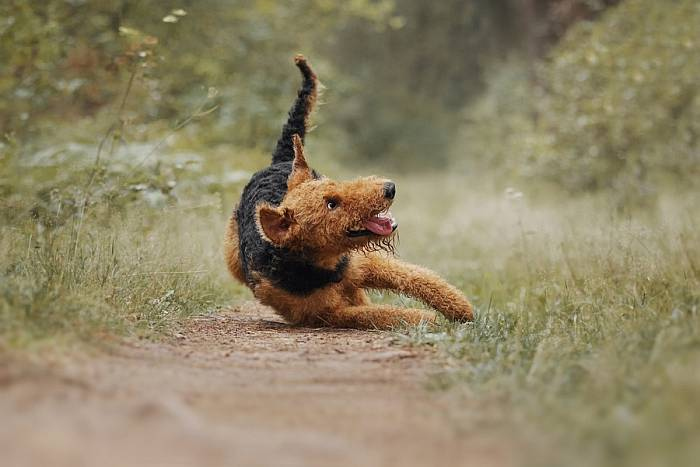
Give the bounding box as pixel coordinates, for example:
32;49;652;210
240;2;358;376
347;211;398;237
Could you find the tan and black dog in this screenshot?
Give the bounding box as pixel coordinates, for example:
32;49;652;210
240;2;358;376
224;55;473;329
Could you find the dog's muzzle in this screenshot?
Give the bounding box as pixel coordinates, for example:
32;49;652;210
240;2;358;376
347;210;398;237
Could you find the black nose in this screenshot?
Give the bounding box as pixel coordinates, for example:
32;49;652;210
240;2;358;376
383;181;396;199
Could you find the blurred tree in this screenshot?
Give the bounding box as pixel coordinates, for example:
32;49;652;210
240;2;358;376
531;0;700;196
5;0;643;176
449;0;698;203
318;0;619;167
0;0;166;138
0;0;393;147
321;0;520;166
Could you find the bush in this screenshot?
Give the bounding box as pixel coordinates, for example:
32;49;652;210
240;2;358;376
451;0;699;203
532;0;700;195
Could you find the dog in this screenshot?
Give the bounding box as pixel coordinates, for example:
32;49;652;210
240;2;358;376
224;55;473;329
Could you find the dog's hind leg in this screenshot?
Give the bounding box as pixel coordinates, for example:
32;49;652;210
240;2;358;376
354;255;474;322
224;214;246;284
323;305;435;330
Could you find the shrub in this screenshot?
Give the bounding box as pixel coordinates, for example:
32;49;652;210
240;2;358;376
532;0;700;195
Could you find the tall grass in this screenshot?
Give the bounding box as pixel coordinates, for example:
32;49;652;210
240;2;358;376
0;205;244;348
0;139;248;348
392;173;700;467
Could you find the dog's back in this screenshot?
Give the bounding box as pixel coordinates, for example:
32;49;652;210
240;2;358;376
232;55;321;291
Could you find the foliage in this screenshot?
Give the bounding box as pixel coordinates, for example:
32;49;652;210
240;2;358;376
0;0;395;148
531;0;700;194
1;0;131;134
449;0;699;201
2;0;619;167
321;0;523;166
449;58;538;176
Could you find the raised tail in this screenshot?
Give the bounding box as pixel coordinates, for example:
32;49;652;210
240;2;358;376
271;55;318;165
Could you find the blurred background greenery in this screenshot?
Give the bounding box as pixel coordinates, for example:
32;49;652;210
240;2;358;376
2;0;698;199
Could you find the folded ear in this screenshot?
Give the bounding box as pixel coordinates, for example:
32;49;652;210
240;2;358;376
287;134;312;191
256;204;295;245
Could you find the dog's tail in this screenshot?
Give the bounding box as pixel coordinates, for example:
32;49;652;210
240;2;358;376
271;55;318;165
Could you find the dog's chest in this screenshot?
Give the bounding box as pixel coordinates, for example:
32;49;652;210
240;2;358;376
257;253;349;295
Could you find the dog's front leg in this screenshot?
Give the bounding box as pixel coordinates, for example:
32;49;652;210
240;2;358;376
354;255;473;322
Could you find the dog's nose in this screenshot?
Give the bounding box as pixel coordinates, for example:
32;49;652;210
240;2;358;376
383;181;396;200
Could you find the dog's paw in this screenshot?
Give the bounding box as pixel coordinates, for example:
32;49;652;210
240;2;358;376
442;296;474;322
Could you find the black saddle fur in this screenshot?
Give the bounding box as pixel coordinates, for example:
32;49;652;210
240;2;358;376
235;60;348;296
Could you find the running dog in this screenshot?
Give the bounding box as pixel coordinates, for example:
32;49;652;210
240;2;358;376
224;55;473;329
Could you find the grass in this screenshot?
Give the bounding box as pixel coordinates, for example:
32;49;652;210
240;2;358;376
0;207;245;348
0;137;249;349
390;173;700;467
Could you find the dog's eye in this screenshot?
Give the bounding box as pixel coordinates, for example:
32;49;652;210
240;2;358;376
326;199;339;210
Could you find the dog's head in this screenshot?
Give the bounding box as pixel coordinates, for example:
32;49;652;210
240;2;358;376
256;135;397;256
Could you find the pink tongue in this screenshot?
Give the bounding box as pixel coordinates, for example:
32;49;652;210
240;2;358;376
363;216;394;236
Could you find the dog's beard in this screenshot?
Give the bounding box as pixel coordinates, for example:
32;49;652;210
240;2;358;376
353;233;398;256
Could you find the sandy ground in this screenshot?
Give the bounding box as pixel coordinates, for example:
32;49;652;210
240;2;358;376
0;303;520;467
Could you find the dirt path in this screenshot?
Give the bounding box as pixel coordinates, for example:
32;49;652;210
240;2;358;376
1;303;517;467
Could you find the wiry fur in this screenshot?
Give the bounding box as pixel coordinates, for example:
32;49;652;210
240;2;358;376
225;55;473;330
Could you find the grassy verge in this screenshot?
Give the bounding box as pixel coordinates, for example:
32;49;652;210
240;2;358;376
391;173;700;467
0;136;251;349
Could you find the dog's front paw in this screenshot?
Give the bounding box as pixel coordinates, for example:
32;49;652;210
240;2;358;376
441;295;474;322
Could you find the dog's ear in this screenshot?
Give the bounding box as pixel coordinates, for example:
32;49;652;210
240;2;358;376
287;134;312;191
256;204;296;245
